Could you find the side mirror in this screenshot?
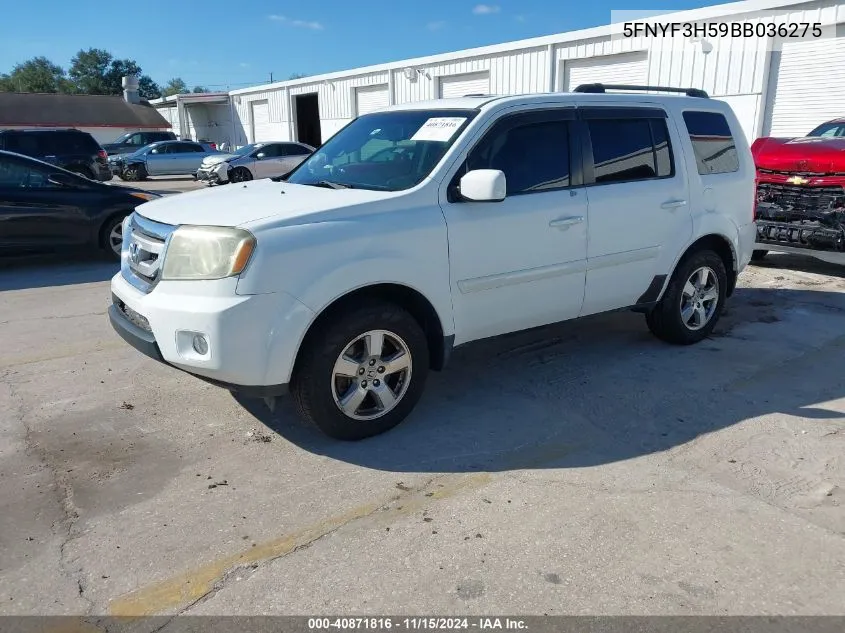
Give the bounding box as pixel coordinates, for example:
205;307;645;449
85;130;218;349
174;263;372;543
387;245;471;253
458;169;506;202
256;152;266;159
47;172;79;187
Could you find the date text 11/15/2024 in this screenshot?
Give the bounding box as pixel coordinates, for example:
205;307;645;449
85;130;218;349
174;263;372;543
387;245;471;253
308;618;528;630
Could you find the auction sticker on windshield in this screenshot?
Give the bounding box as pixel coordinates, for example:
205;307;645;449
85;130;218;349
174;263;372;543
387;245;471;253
411;117;467;142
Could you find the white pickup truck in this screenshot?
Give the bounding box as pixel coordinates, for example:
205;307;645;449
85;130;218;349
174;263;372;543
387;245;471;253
109;85;756;440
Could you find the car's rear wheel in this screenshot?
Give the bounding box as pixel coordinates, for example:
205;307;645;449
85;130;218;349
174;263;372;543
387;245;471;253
122;165;147;181
290;300;430;440
751;249;768;262
645;249;727;345
100;214;127;261
230;166;253;183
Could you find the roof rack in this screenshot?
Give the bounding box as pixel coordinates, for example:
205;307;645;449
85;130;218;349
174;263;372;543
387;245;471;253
573;83;709;99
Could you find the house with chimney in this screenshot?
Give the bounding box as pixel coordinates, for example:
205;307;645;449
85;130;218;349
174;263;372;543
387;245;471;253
0;76;171;144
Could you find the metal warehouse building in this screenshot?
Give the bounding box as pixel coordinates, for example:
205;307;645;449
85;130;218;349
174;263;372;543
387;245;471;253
157;0;845;149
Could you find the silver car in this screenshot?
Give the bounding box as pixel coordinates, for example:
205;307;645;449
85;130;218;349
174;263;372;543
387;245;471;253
196;142;314;185
111;141;222;181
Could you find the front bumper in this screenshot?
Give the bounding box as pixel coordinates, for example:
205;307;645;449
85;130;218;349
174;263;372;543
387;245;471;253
109;272;315;395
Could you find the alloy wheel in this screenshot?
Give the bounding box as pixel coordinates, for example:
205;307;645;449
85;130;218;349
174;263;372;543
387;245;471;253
680;266;719;331
330;329;413;420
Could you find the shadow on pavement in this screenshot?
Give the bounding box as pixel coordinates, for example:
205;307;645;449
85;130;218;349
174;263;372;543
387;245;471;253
0;254;118;291
751;252;845;279
234;285;845;473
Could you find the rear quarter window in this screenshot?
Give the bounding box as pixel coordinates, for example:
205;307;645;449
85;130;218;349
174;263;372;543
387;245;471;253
682;111;739;175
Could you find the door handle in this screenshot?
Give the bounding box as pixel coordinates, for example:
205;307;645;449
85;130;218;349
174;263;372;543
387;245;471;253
549;216;584;229
661;199;687;210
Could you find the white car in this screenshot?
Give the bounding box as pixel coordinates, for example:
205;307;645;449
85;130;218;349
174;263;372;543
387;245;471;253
196;142;314;185
109;85;756;441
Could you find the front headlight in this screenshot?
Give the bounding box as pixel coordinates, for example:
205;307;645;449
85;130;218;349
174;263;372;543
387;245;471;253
161;225;256;281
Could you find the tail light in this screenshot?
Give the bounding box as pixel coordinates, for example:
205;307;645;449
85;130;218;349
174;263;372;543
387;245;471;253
209;142;217;150
98;149;108;161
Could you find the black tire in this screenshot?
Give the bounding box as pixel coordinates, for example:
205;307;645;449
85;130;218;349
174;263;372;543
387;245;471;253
230;166;253;183
122;164;147;181
100;213;128;261
290;300;430;441
645;249;727;345
751;250;768;262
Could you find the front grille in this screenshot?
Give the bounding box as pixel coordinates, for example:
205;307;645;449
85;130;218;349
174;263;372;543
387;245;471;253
121;213;176;294
757;183;845;212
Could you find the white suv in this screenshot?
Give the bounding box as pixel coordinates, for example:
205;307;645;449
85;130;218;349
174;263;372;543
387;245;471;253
109;84;756;440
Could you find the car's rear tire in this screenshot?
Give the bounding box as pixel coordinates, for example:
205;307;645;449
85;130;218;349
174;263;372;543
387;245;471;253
122;165;147;181
751;249;768;262
645;249;727;345
230;166;252;183
100;214;128;261
290;300;430;441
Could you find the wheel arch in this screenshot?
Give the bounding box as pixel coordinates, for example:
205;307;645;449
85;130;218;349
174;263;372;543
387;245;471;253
664;233;738;299
290;283;452;382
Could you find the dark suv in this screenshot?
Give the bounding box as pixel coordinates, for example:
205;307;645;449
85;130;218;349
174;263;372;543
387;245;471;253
0;129;111;181
101;130;178;156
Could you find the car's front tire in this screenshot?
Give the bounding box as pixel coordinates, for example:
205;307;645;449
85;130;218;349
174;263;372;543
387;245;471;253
290;300;430;441
230;166;253;183
122;164;147;181
100;213;128;261
645;249;727;345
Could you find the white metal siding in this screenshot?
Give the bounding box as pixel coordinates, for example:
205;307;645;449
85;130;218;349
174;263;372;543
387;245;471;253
439;72;491;98
393;48;548;104
765;34;845;137
355;84;389;115
562;51;648;91
250;100;273;142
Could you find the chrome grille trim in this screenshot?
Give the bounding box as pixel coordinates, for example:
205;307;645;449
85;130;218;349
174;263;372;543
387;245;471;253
120;212;176;294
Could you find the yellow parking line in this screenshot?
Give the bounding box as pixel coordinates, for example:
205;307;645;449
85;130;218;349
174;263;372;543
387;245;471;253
108;473;492;616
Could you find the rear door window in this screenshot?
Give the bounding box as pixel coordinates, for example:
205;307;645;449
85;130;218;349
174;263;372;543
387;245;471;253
585;116;675;184
682;111;739;175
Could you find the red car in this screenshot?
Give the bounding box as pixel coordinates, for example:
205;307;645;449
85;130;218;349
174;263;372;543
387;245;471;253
751;118;845;265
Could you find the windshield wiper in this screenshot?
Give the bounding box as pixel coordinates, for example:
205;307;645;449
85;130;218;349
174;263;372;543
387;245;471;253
311;180;353;189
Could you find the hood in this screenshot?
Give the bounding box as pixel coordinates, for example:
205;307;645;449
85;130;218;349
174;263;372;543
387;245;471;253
134;178;395;228
201;153;239;166
752;136;845;173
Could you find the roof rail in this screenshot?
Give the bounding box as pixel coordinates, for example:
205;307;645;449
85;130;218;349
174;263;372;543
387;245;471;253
573;83;709;98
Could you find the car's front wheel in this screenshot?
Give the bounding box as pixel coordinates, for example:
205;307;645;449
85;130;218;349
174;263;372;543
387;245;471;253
645;249;727;345
290;300;430;440
230;166;253;183
122;164;147;181
100;214;127;261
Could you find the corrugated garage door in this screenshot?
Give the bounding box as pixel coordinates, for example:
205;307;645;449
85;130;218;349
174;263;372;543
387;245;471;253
765;36;845;138
355;85;389;116
562;51;649;92
250;100;273;142
439;72;490;98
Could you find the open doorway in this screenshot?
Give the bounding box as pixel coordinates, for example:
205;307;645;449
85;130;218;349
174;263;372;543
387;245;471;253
294;93;322;147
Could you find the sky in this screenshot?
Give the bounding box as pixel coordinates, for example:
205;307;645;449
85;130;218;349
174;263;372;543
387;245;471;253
0;0;720;91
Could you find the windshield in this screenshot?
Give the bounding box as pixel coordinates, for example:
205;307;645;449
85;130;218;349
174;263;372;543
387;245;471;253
234;143;261;156
111;133;133;144
807;122;845;137
286;109;477;191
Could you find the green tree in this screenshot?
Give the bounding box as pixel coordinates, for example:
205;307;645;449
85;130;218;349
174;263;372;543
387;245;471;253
0;56;68;93
162;77;189;96
192;86;209;93
67;48;159;98
288;72;307;80
68;48;112;94
138;75;161;100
